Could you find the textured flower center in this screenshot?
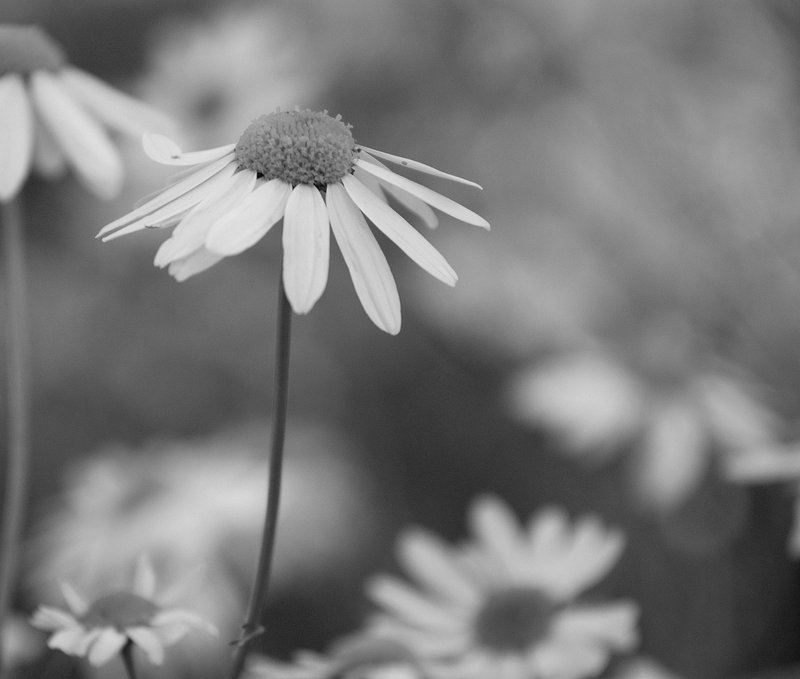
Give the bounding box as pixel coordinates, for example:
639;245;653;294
81;592;159;630
0;25;65;76
234;109;357;187
473;587;557;652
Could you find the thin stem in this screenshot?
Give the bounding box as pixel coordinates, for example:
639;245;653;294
228;276;292;679
0;199;30;678
121;641;138;679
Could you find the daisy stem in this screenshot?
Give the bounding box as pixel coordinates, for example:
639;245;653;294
121;641;138;679
0;198;31;678
228;276;292;679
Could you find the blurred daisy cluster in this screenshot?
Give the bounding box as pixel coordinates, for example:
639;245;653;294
5;0;800;678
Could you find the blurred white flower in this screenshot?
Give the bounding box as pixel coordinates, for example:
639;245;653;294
140;6;319;145
28;423;378;648
610;657;683;679
508;348;778;513
98;111;488;334
30;555;216;667
364;495;638;679
0;24;172;201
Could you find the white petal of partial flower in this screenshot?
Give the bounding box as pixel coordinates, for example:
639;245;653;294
205;178;291;256
168;247;224;282
60;67;174;137
724;445;800;483
529;636;609;678
132;554;157;599
282;184;330;314
327;182;401;334
468;495;526;578
342;174;457;286
357;159;488;228
30;606;79;631
358;157;438;228
366;576;464;631
0;74;33;201
143;132;235;166
395;528;479;605
151;608;218;639
358;145;483;189
32;115;67;177
551;602;639;650
87;627;128;666
30;70;123;199
48;627;97;656
154;169;255;264
127;627;165;665
98;156;235;239
60;581;89;616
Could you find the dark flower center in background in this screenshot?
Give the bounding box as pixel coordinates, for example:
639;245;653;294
81;592;159;630
473;587;557;651
235;109;356;187
0;25;65;77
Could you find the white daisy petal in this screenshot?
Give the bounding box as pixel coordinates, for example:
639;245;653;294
151;608;218;637
168;247;224;281
143;132;235;166
205;178;291;256
529;636;609;678
132;554;157;599
327;182;401;334
357;158;438;228
59;67;173;137
127;626;165;665
32;114;67;177
358;145;483;189
30;70;123;199
282;184;330;314
395;528;479;605
342;174;457;286
0;74;33;201
552;602;639;650
87;627;128;666
48;627;98;656
356;159;489;229
468;495;525;576
366;576;465;631
60;582;89;616
98;156;236;239
30;606;79;631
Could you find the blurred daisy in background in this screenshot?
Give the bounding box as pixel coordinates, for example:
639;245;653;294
141;5;319;145
0;24;172;201
610;657;683;679
30;555;216;668
98;109;488;334
507;325;779;514
364;495;638;679
27;422;378;668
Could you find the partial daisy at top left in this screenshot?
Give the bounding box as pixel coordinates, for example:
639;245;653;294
0;24;173;201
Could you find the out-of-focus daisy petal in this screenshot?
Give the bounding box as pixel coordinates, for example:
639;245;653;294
366;576;464;631
341;174;457;286
132;555;157;599
358;146;483;189
48;627;97;656
529;636;608;678
282;184;330;314
205;178;291;256
59;582;88;616
31;115;67;177
327;182;401;334
0;73;33;201
151;608;219;637
468;495;525;576
142;132;235;166
356;159;489;228
127;627;165;665
552;602;639;649
725;445;800;483
87;627;128;666
30;606;78;631
99;156;235;239
29;70;123;199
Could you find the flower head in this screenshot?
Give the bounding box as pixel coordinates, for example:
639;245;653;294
98;108;489;334
0;24;172;201
30;555;217;667
364;495;638;679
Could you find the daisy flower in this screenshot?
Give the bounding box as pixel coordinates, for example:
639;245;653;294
30;555;217;668
364;495;638;679
97;108;489;334
0;24;172;201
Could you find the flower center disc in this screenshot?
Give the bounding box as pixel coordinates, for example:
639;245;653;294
473;587;557;652
234;109;356;187
0;25;65;76
82;592;159;630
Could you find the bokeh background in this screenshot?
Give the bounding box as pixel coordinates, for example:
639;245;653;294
4;0;800;677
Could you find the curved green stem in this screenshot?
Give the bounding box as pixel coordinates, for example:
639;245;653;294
0;199;30;678
228;277;292;679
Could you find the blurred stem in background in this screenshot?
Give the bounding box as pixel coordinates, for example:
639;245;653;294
229;275;292;679
0;198;31;677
